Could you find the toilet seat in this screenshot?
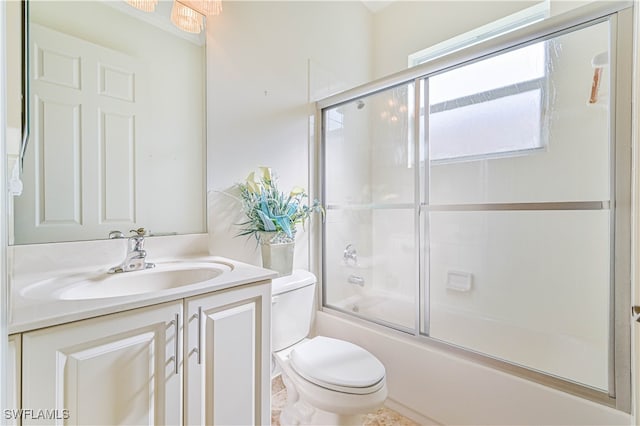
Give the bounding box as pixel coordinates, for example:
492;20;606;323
289;336;386;395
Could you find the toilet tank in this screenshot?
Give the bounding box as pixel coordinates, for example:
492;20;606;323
272;270;317;352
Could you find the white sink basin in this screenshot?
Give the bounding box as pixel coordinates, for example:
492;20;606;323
20;261;233;300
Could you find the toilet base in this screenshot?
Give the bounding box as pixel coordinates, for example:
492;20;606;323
279;373;367;426
280;402;365;426
273;339;387;426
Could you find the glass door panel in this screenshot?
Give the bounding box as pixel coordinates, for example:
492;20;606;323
425;20;613;390
427;210;610;390
323;83;417;331
325;84;415;206
320;9;626;400
428;21;610;205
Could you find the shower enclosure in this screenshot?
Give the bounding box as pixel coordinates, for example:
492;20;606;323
318;4;632;410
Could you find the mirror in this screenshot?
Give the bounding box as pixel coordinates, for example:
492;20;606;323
10;0;206;245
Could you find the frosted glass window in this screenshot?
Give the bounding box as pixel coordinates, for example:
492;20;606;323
428;21;610;204
429;43;546;103
430;90;542;160
428;41;546;162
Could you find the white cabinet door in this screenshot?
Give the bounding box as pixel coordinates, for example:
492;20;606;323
22;301;182;426
8;334;21;426
184;282;271;426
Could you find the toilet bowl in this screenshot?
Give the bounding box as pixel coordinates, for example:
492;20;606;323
272;270;388;425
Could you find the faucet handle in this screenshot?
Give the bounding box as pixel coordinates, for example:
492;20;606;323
343;244;358;266
129;228;147;237
109;230;125;239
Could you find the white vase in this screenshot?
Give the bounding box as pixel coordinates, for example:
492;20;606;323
258;231;295;277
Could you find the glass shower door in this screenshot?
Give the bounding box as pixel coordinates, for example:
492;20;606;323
323;83;417;331
425;21;612;390
319;7;631;403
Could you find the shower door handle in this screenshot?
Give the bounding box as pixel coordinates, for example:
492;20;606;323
632;306;640;322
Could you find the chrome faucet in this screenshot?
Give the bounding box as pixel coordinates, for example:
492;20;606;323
343;244;358;266
108;228;156;273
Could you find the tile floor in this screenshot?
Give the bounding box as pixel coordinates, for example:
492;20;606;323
271;375;419;426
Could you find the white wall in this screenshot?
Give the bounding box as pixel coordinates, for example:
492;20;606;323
206;1;372;268
372;1;542;78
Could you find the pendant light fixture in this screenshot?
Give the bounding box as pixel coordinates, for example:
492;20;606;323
199;0;222;16
171;1;204;34
125;0;158;13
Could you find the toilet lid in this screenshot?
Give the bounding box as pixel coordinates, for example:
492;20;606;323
290;336;386;394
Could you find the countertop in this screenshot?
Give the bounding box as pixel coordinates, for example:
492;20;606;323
9;255;277;334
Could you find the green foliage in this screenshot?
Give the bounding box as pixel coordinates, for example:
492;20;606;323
237;168;324;240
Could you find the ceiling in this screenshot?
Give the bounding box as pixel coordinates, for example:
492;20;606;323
360;0;396;13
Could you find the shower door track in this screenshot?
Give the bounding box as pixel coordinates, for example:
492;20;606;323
326;201;611;211
425;201;610;211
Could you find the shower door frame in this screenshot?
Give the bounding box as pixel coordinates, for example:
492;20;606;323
315;1;633;413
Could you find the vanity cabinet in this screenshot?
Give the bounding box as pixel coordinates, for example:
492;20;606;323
21;301;183;426
18;280;271;426
184;282;271;426
8;334;21;426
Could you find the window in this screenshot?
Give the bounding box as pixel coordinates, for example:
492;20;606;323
409;1;550;163
428;41;547;162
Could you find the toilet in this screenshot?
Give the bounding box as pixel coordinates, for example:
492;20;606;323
272;270;388;425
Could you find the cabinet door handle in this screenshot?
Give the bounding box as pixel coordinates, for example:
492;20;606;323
197;307;203;365
173;313;180;375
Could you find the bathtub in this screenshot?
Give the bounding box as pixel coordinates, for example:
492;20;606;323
333;292;415;330
329;291;608;391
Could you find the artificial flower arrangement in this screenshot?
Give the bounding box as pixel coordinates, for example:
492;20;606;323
237;167;324;243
